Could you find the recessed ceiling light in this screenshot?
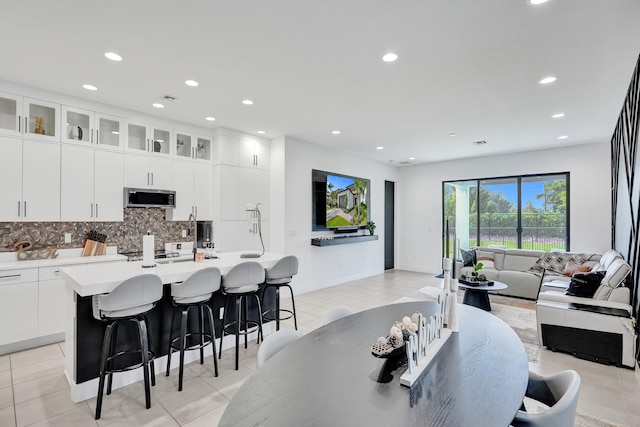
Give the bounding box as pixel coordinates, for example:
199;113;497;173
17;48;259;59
551;113;565;118
205;117;215;122
104;52;122;62
257;130;266;135
185;80;199;87
156;139;164;143
376;146;384;150
332;130;341;135
528;0;549;5
449;132;457;137
558;135;568;140
382;53;398;62
111;131;119;135
152;103;164;109
539;76;557;84
242;99;254;105
409;157;416;160
82;84;97;91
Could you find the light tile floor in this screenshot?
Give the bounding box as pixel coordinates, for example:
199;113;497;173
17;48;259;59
0;270;638;426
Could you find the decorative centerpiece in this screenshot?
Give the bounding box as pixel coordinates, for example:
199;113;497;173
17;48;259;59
371;313;420;358
459;262;494;286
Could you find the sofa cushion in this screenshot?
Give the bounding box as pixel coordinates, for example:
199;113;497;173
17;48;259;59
460;248;475;267
601;258;631;288
529;252;593;274
502;249;544;271
599;249;623;270
565;271;606;297
563;260;592;276
476;250;495;269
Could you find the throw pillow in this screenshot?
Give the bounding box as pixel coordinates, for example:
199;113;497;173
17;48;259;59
530;252;570;274
565;271;606;298
476;250;495;269
563;260;591;277
460;249;475;267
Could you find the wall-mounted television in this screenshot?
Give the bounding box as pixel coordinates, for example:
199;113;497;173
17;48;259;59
312;169;370;231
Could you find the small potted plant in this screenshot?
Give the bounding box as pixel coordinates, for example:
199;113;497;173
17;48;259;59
471;262;484;280
366;221;376;235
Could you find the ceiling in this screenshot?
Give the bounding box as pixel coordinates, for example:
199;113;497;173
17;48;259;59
1;1;639;165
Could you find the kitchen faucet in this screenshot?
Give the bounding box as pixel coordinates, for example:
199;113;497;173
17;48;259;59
188;212;197;261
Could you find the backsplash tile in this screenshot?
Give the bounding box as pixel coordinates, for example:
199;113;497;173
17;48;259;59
0;209;191;254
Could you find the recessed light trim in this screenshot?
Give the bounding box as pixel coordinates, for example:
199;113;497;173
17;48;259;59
558;135;568;140
185;80;199;87
332;130;341;135
112;131;119;135
205;116;215;121
242;99;254;105
152;103;165;109
104;52;122;61
528;0;549;5
82;84;97;91
382;53;398;62
257;130;266;135
449;132;457;137
539;76;557;84
409;157;415;160
376;146;384;150
551;113;565;118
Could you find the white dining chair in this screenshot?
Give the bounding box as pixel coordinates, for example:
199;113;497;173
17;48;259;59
322;307;353;325
256;329;303;368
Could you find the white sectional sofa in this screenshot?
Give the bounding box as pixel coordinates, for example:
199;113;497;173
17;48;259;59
457;247;601;300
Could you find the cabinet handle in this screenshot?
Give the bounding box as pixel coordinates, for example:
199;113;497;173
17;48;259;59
147;172;150;186
0;274;21;280
24;117;28;134
195;206;198;217
151;173;154;186
18;115;21;133
90;203;94;218
96;203;99;218
17;201;20;217
96;129;99;144
24;201;27;217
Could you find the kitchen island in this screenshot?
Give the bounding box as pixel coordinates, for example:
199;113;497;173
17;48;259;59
62;251;284;403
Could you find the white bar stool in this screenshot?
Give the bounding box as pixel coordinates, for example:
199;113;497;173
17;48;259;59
92;273;163;420
165;266;221;391
261;255;299;332
219;261;265;370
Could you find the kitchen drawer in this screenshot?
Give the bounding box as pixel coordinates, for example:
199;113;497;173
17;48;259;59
0;268;38;285
39;265;82;281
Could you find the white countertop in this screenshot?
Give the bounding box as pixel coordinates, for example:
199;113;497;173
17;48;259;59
0;247;126;272
62;251;284;297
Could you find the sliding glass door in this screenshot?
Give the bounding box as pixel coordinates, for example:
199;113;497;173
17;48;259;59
443;173;569;255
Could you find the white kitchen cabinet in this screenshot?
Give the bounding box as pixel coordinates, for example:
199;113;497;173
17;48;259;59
0;91;22;137
125;120;172;157
62;106;124;151
38;266;67;337
171;159;213;220
217;165;269;221
0;93;60;142
214;130;269;170
215;219;269;253
61;145;124;221
24;97;60;142
124;152;173;190
0;268;39;346
21;139;60;221
0;136;23;221
175;130;212;163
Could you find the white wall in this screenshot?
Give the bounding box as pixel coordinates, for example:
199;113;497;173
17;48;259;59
396;142;611;274
274;136;399;294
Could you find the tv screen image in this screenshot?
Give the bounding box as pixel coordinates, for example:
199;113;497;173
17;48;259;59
325;174;369;228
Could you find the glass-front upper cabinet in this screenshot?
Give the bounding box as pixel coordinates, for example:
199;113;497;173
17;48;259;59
0;92;22;137
125;120;172;156
175;130;193;159
96;113;124;150
24;97;60;142
62;106;93;145
195;135;212;162
175;130;212;162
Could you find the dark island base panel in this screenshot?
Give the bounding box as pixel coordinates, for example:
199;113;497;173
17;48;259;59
76;286;277;384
